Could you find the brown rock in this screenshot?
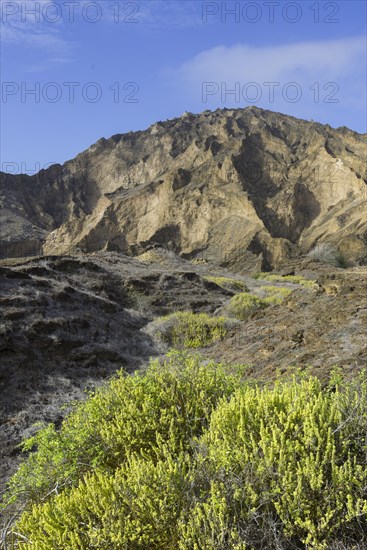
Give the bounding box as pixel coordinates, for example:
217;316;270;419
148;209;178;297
1;107;366;268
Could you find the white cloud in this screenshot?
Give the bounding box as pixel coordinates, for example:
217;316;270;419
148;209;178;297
169;36;366;130
137;0;202;29
2;24;71;51
1;0;75;70
178;37;366;85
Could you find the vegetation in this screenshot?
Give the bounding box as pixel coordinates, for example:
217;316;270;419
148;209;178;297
260;285;293;305
228;286;293;320
307;243;348;268
2;354;240;520
147;311;232;348
204;276;249;293
254;272;316;288
2;354;366;549
228;292;268;320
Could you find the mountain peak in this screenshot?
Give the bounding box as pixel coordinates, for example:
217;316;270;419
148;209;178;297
1;108;366;268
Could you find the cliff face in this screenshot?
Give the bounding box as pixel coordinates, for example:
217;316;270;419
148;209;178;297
1;107;366;269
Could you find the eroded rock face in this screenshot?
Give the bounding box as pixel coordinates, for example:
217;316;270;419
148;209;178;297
1;107;366;268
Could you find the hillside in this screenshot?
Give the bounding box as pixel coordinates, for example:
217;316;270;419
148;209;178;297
1;252;366;500
1;108;367;547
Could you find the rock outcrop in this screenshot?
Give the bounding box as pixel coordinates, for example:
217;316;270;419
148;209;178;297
1;107;366;269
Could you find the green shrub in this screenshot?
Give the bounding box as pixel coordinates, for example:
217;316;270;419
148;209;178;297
5;366;366;549
16;454;190;550
228;292;267;320
260;285;292;305
148;311;231;348
204;276;248;293
254;273;316;288
2;352;240;518
193;374;367;549
228;287;291;315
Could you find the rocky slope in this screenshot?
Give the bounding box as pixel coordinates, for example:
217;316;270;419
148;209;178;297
0;251;235;495
209;268;367;382
1;251;366;499
1;107;366;268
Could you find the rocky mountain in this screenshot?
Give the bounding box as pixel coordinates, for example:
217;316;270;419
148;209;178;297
1;108;367;538
1;107;366;268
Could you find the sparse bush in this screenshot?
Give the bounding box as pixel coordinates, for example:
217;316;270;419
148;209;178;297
260;285;292;304
228;292;267;320
204;276;248;293
254;273;316;288
308;243;348;268
147;311;232;348
4;362;366;549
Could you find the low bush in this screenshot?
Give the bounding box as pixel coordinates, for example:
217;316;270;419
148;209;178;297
4;359;366;549
147;311;232;348
1;352;241;519
260;285;293;304
254;273;316;288
204;276;248;293
228;292;267;320
307;243;348;268
186;372;367;549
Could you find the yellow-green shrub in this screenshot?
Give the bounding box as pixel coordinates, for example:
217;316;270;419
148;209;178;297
228;292;267;320
16;454;190;550
2;352;240;514
260;285;292;304
151;311;230;348
194;374;367;549
204;276;248;293
254;273;316;288
3;360;367;549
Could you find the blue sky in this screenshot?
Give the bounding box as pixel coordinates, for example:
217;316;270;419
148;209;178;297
1;0;366;173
